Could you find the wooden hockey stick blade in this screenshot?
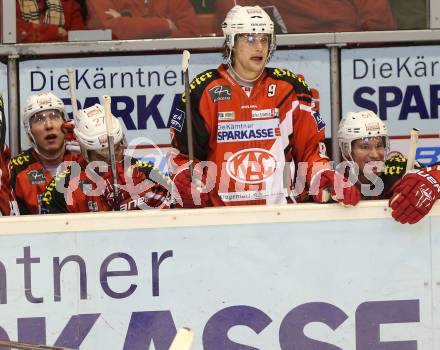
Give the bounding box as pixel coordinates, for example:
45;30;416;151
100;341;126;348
182;50;191;73
169;327;194;350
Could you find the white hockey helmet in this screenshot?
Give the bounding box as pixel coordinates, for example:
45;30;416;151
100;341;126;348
23;92;66;133
338;110;389;160
74;104;123;151
222;5;276;53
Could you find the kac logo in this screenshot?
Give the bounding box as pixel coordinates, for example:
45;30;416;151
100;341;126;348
226;148;277;184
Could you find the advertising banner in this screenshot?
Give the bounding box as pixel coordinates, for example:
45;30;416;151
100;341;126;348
0;215;437;349
341;45;440;165
18;49;331;153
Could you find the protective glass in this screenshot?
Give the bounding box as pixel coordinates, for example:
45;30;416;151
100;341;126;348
30;110;63;126
238;33;270;46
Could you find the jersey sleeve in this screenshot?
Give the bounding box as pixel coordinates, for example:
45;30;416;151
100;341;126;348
269;69;330;185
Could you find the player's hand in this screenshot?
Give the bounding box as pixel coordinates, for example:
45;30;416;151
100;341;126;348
62;121;81;154
172;166;210;208
389;169;440;224
311;169;361;206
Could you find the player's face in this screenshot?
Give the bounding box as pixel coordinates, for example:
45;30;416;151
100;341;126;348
30;109;65;158
88;141;125;163
233;33;270;80
351;136;386;176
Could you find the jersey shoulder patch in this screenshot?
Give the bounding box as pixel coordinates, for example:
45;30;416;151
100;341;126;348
10;149;37;173
188;69;220;98
267;68;311;96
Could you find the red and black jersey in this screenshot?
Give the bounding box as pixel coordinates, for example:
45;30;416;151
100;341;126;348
40;157;172;213
9;148;80;214
0;146;18;216
170;64;330;206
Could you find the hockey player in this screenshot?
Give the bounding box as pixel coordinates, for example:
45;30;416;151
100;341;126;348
9;92;80;214
338;110;394;198
169;5;360;207
40;104;172;213
338;110;440;224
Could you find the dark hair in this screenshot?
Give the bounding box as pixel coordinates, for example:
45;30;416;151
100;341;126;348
75;0;88;21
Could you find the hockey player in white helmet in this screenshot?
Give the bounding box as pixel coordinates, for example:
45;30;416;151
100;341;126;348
169;5;360;207
338;110;440;224
9;92;81;214
338;109;412;199
338;110;390;188
41;103;172;213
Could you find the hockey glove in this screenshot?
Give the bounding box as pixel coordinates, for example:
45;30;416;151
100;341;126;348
62;121;81;154
389;169;440;224
310;169;361;206
172;167;210;208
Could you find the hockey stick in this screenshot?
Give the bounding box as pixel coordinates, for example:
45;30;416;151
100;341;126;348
0;339;75;350
181;50;195;178
169;327;194;350
0;94;6;158
389;128;421;206
405;128;420;172
102;95;120;211
66;67;78;119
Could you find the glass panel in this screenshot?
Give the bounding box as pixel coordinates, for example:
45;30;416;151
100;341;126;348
13;0;433;43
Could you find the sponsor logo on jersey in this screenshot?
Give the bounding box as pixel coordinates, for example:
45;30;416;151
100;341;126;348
218;111;235;121
312;110;326;131
252;108;279;119
12;154;31;167
217;120;279;143
241;104;258;109
27;169;46;185
169;107;185;132
209;85;232;103
226;148;277;184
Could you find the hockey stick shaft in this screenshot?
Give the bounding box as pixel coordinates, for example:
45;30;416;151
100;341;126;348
169;327;194;350
182;50;195;178
103;95;120;211
66;67;78;119
405;128;420;172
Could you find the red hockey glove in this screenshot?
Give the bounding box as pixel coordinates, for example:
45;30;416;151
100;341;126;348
310;169;361;206
172;167;210;208
389;169;440;224
62;121;81;154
